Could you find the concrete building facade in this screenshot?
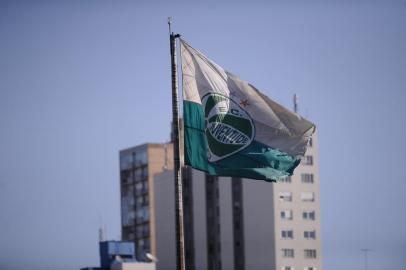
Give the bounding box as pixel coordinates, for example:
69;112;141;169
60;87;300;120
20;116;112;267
119;143;174;260
120;131;321;270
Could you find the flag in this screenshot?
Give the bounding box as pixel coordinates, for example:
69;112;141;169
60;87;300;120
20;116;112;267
180;39;315;181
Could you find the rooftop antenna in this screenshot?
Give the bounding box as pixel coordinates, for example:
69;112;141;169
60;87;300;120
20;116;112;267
293;93;299;113
98;214;107;242
98;227;104;242
98;214;104;242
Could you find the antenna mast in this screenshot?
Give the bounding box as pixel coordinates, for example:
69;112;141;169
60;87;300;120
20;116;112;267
293;93;299;113
98;227;104;242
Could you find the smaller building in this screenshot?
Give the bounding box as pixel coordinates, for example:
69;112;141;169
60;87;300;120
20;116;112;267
81;240;155;270
100;241;136;269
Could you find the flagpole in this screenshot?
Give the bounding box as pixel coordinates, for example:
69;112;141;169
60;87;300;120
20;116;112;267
168;17;186;270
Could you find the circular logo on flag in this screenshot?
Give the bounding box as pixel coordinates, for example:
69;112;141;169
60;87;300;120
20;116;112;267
202;93;255;162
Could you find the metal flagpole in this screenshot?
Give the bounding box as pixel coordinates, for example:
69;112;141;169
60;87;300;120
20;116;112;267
168;17;186;270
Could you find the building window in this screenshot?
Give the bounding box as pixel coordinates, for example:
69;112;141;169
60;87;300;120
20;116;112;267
280;176;292;183
301;173;314;183
143;238;150;251
282;249;294;258
301;192;315;202
308;137;313;147
282;267;294;270
142;181;148;193
281;210;293;220
143;224;149;237
120;154;133;170
135;168;142;179
303;155;313;165
128;233;135;240
136;226;143;238
135;182;143;193
281;230;294;239
143;195;149;206
134;151;147;166
137;239;145;254
279;192;292;202
136;196;143;205
304;249;317;259
303;211;316;220
304;230;316;239
136;206;149;222
305;267;316;270
141;166;148;178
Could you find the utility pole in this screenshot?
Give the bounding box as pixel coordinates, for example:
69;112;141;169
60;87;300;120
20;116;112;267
361;248;371;270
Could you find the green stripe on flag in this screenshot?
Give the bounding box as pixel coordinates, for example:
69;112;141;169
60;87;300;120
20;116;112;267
184;100;301;181
183;100;209;171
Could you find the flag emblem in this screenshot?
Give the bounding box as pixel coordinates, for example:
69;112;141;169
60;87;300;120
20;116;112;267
203;93;255;162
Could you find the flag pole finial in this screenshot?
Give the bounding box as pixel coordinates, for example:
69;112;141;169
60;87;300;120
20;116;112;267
168;17;172;34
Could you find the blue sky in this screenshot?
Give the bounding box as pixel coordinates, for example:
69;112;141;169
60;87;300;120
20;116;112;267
1;1;406;269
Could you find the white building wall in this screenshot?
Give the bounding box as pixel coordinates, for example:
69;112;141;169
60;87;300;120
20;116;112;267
142;131;322;270
153;170;176;270
274;132;322;270
243;180;276;270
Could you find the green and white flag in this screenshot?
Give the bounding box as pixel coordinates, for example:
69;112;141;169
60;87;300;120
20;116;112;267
180;39;315;181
